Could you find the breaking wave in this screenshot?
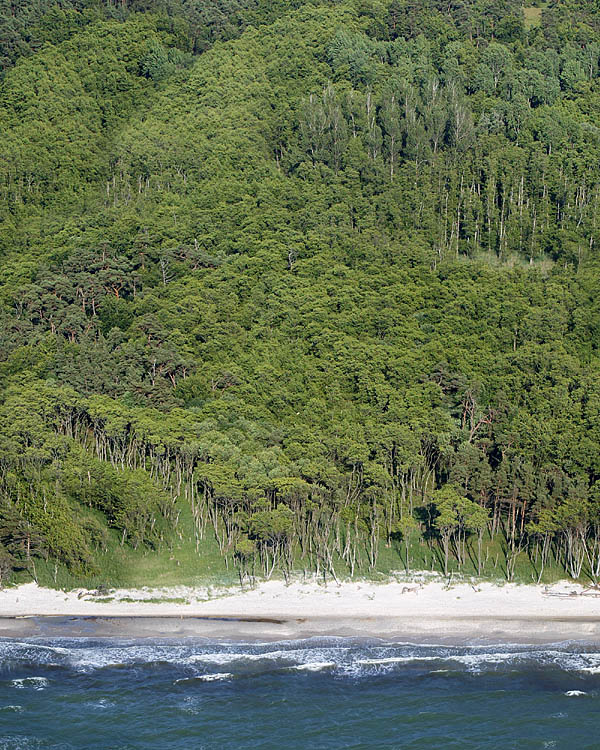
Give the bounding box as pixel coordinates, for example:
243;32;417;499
2;637;600;682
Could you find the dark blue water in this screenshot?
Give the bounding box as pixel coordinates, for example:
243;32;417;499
1;638;599;749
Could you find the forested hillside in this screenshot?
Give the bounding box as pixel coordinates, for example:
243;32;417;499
2;0;600;587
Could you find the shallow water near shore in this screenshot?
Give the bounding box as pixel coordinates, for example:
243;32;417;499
1;637;599;749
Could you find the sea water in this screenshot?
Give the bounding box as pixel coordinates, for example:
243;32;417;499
0;637;599;749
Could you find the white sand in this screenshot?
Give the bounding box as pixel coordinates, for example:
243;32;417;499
1;576;599;620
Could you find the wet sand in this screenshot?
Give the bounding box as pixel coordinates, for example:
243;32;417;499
2;613;600;644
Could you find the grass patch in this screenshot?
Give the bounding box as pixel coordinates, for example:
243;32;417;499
113;596;190;604
12;496;237;591
524;6;543;28
110;498;238;589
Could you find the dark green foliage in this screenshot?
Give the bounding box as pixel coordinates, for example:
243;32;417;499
2;0;600;586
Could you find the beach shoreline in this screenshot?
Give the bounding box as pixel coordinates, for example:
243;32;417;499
2;613;600;644
1;576;600;642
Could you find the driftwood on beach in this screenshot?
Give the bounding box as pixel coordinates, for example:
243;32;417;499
543;585;600;599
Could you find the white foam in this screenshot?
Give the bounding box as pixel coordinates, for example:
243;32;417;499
66;644;194;670
565;690;587;696
441;649;600;674
0;706;23;712
290;662;336;672
186;652;264;665
86;698;115;709
6;642;69;654
10;677;49;690
197;672;233;682
359;655;442;665
350;648;600;675
187;647;346;669
0;738;41;750
174;672;233;684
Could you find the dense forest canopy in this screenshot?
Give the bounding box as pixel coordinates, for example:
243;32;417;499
1;0;600;586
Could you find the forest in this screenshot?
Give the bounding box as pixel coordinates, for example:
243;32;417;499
1;0;600;587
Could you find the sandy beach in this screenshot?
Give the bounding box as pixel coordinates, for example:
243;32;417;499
1;576;600;642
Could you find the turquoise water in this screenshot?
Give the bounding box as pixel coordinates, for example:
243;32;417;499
1;637;599;749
